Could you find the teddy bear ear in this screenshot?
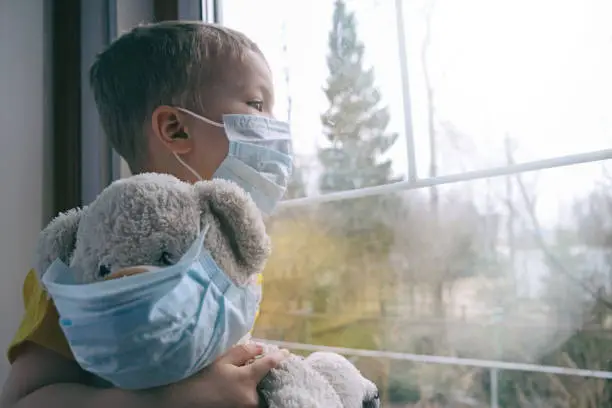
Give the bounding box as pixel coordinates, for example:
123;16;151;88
35;208;83;281
193;179;271;284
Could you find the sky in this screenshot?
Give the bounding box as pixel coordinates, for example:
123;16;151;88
220;0;612;226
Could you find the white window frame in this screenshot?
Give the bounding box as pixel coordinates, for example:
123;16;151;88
280;148;612;209
255;339;612;380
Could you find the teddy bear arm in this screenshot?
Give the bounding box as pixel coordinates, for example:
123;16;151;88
258;355;343;408
305;352;381;408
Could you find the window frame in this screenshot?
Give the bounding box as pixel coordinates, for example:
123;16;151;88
279;148;612;209
51;0;81;215
254;338;612;380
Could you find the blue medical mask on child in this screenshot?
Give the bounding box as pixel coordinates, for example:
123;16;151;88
173;108;293;215
41;227;261;390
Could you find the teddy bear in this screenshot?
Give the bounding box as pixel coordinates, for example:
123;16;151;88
35;172;380;408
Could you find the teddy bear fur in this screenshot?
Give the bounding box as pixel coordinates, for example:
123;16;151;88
35;172;380;408
260;347;380;408
36;173;269;286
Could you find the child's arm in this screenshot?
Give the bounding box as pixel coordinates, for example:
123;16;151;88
1;342;287;408
1;343;168;408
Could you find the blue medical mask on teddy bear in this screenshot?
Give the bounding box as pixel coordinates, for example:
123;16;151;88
42;225;262;390
173;109;294;215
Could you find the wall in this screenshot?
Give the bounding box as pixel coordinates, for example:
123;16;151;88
0;0;53;384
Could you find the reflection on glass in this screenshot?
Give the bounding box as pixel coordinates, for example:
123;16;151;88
336;357;611;407
222;0;408;195
220;0;612;405
255;160;612;405
402;0;612;176
223;0;611;194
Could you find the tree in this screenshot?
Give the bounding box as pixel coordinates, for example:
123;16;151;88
318;0;400;196
408;0;491;325
254;209;353;342
316;0;404;311
259;1;402;352
315;3;404;401
479;165;612;407
316;0;401;276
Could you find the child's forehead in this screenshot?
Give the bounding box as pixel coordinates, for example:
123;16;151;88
218;51;273;95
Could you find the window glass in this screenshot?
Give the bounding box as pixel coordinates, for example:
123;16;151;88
401;0;612;176
258;159;612;405
223;0;408;195
221;0;612;405
222;0;612;187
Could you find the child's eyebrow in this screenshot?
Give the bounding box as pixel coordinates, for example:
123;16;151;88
238;81;273;102
259;84;274;103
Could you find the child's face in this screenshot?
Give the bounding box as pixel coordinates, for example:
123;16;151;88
149;50;275;182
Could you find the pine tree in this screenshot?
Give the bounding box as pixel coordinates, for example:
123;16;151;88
318;0;401;240
313;5;405;401
319;0;400;195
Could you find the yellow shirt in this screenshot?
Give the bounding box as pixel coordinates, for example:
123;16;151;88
7;269;263;363
7;269;73;362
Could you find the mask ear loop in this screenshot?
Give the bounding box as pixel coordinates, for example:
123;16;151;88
176;107;225;128
173;152;203;182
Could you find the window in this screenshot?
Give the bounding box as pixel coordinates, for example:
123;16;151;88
220;0;612;406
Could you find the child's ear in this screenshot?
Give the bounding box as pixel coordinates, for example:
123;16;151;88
150;106;193;154
35;208;83;281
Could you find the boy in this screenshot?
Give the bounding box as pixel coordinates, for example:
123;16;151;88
0;21;288;408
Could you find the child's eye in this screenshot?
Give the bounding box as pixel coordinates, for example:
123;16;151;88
247;100;263;112
99;264;112;278
160;251;174;266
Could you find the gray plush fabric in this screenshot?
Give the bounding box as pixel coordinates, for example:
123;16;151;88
305;352;380;408
36;173;269;285
35;172;380;408
259;346;380;408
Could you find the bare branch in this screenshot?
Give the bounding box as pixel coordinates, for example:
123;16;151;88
513;170;612;310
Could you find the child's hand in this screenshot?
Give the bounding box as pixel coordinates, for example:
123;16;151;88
172;343;290;408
